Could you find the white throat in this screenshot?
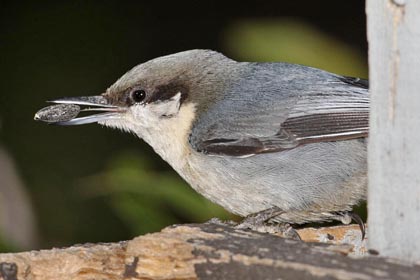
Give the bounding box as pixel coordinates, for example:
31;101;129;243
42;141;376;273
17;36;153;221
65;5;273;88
101;93;197;171
137;102;197;169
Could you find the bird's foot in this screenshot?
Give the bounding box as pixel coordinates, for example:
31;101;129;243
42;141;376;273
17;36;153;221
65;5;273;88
235;206;284;229
237;221;301;240
338;211;366;240
234;207;301;240
205;217;236;226
264;223;302;240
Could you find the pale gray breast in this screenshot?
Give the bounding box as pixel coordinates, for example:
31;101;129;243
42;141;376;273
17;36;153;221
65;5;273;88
185;138;367;221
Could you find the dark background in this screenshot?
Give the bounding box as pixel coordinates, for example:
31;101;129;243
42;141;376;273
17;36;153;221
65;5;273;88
0;0;368;251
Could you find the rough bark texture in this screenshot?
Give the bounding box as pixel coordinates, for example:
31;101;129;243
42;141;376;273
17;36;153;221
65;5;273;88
0;223;419;280
367;0;420;262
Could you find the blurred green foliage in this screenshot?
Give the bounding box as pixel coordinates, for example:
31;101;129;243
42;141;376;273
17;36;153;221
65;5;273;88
223;19;367;78
0;1;367;251
0;235;19;253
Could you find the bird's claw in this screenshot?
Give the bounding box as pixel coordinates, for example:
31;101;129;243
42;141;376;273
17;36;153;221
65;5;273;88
338;211;366;240
234;207;301;240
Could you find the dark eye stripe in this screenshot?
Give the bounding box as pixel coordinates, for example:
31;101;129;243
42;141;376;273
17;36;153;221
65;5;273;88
148;82;189;104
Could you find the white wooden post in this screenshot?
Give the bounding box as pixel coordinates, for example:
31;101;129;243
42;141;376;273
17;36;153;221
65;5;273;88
367;0;420;261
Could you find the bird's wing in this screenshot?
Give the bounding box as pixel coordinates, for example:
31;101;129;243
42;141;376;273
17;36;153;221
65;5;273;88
189;64;369;157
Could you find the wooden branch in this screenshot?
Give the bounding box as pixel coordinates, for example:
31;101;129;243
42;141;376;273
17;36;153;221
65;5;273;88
0;223;419;280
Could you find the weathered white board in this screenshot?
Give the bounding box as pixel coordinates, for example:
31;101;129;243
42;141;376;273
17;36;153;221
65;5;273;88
367;0;420;262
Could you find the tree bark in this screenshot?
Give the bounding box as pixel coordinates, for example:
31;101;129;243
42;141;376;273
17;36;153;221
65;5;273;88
367;0;420;262
0;223;419;280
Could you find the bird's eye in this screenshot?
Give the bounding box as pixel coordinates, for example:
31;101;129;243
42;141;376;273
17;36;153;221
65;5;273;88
130;89;147;103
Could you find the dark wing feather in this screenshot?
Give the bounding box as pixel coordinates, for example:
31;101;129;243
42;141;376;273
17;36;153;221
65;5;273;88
280;111;369;144
197;111;369;156
189;64;369;157
338;76;369;89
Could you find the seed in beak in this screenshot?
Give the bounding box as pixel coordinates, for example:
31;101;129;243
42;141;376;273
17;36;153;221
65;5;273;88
34;104;81;123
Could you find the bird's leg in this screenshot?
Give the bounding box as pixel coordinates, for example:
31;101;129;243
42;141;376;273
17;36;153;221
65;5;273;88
236;206;284;229
338;211;366;240
235;207;301;240
205;217;236;226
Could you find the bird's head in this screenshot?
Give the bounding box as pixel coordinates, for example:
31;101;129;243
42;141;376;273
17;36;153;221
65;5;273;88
39;50;237;140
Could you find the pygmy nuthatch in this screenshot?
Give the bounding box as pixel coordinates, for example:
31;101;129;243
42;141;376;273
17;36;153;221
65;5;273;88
35;50;369;237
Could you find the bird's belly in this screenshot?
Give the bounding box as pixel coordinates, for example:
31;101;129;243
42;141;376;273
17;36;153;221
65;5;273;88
180;140;367;223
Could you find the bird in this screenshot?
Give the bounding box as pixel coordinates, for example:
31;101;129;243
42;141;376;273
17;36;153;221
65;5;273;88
35;50;369;237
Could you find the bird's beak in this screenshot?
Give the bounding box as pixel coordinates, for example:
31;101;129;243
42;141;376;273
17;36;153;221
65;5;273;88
34;95;125;125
